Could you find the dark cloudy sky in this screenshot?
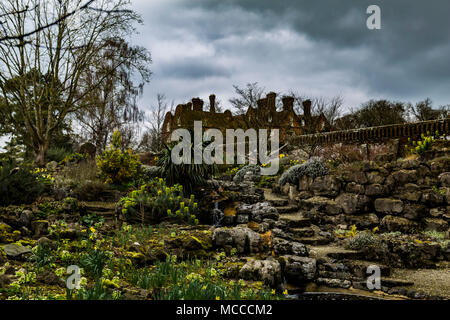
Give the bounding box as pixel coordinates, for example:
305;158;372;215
131;0;450;114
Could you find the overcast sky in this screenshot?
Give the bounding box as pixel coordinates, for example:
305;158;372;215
130;0;450;114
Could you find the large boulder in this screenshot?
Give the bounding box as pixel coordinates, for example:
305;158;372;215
282;255;317;285
374;198;404;215
309;175;341;197
335;194;370;214
31;220;49;238
272;238;309;257
212;227;261;253
239;257;282;287
2;243;32;258
237;202;278;222
299;196;342;215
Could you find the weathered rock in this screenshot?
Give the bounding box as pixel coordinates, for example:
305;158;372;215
239;257;282;287
31;220;49;238
310;175;341;197
381;215;417;233
374;198;403;215
397;183;421;202
237;202;279;222
272;237;309;257
335;194;370;214
365;184;386;197
343;171;368;185
366;172;385;184
316;278;351;289
439;172;450;187
2;243;32;258
299;196;341;215
423;218;448;232
345;182;365;195
421;190;445;207
19;210;33;228
282;255;316;284
345;213;380;229
298;176;314;192
212;227;261;253
390;170;417;184
403;204;428;220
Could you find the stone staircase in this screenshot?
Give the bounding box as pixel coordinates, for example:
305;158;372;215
82;201;117;226
264;189;332;246
263;188;423;296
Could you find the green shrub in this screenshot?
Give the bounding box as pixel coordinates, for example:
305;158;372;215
157;143;217;193
96;130;141;184
59;152;87;165
257;175;276;188
233;164;260;183
46;147;72;163
118;178;199;225
405;131;438;155
278;157;328;186
345;231;379;250
0;165;46;205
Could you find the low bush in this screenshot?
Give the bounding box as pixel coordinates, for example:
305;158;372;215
157;142;217;193
233;164;260;183
345;231;379;250
97;130;141;185
118;178;199;225
0;165;46;205
72;181;113;201
278;157;328;186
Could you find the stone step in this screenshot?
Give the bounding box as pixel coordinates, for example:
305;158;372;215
343;260;391;278
268;199;289;207
295;236;332;246
289;227;315;238
275;205;299;214
83;202;116;213
279;214;311;228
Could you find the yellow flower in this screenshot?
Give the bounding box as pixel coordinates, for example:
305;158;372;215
90;227;96;233
215;296;220;300
283;289;288;295
271;289;276;295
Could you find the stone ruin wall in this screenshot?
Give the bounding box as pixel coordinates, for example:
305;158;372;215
162;92;331;143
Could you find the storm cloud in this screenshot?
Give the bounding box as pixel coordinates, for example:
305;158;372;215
131;0;450;113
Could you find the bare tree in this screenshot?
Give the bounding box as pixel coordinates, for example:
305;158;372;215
139;93;172;152
229;82;265;115
0;0;142;165
75;38;151;153
289;90;343;126
407;98;449;122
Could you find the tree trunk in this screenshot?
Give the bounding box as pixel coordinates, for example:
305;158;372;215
35;142;48;166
